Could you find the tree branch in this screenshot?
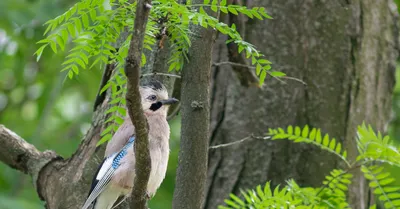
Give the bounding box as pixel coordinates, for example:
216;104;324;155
213;61;307;85
209;135;270;149
124;0;152;208
0;125;58;189
141;72;181;79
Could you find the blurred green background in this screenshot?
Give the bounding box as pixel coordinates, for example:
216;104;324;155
0;0;180;208
0;0;399;209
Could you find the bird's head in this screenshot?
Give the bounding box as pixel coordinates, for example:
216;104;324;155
139;80;179;117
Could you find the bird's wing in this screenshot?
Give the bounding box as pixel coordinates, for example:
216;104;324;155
82;136;135;209
105;119;135;156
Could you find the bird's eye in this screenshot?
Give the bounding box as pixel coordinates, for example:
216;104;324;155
147;95;157;101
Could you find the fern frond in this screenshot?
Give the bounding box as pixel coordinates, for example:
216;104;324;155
219;182;299;209
361;165;400;209
320;169;352;198
286;175;350;209
195;0;272;20
357;124;400;168
314;169;352;209
268;125;350;167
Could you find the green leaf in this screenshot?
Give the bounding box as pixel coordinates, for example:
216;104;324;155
221;0;227;6
74;18;82;33
322;134;329;146
82;14;89;28
229;194;245;206
329;138;336;150
238;45;244;53
211;0;218;12
141;53;147;66
259;70;266;85
287;126;293;135
302;125;309;138
100;82;110;94
220;6;228;13
269;71;286;77
68;70;74;79
309;128;316;140
89;9;97;21
379;178;395;186
50;41;58;53
316;129;322;143
34;45;47;62
228;6;238;15
258;59;271;64
335;143;341;154
251;9;263;20
117;107;126;116
295;126;301;136
97;133;112;146
224;199;240;208
256;64;262;76
67;23;76;38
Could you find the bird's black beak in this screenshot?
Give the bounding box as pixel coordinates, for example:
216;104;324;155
160;98;179;105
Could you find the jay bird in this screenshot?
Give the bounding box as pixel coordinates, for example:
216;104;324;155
82;80;178;209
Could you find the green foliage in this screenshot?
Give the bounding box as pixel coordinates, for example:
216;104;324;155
35;0;275;145
0;0;103;207
221;124;400;209
357;124;400;167
220;171;352;209
35;0;274;79
268;125;350;167
362;165;400;209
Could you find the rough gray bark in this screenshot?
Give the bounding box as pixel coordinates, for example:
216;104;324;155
172;2;216;208
206;1;398;209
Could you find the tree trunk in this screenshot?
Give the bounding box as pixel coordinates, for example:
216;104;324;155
172;2;216;208
206;1;398;209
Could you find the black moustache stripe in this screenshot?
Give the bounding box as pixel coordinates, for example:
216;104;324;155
149;102;163;111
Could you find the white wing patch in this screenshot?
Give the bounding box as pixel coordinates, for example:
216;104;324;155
96;153;116;180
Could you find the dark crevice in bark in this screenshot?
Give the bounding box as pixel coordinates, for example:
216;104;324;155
209;79;227;145
205;33;228;208
205;71;227;208
344;36;357;137
231;158;246;195
93;62;115;111
204;152;221;209
359;2;364;33
225;0;258;87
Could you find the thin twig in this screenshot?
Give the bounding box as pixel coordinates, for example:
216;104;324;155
167;103;181;121
209;135;271;149
212;61;255;69
141;72;181;79
282;76;307;85
212;61;307;85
